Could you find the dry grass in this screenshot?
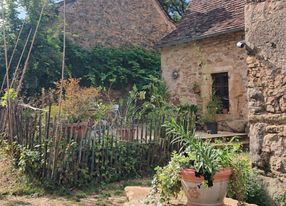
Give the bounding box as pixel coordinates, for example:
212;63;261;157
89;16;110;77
0;151;18;194
0;150;152;205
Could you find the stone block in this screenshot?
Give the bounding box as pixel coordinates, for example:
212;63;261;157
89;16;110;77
249;123;267;166
246;56;257;64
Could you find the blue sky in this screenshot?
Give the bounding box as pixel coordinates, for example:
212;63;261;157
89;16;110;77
17;0;62;19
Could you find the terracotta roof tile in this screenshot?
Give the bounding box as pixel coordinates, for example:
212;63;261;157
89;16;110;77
158;0;245;47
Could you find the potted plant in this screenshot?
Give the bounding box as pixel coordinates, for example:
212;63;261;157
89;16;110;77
147;119;245;206
116;86;145;141
202;94;222;134
50;78;104;138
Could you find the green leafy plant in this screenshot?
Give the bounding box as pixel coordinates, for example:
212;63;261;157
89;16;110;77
117;85;146;125
139;76;175;118
1;88;18;107
202;93;222;123
148;119;249;203
147;153;189;203
18;147;43;177
275;192;286;205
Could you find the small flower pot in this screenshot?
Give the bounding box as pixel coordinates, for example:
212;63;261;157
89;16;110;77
222;108;229;114
206;122;218;134
117;128;136;141
67;122;89;139
180;168;232;206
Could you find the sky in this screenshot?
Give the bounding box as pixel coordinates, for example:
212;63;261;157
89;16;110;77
17;0;62;19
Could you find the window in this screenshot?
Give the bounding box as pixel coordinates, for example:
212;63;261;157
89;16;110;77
211;72;229;113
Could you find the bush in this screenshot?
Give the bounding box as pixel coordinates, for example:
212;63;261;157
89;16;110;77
50;77;108;123
227;154;268;206
18;147;43;177
65;42;161;90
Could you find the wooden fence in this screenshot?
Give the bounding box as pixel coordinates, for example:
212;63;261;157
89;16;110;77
0;103;184;185
0;103;248;186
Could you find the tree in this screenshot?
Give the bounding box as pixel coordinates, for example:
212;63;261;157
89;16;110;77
159;0;189;21
0;0;62;95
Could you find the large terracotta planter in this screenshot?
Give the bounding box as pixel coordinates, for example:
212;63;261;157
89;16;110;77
181;168;232;206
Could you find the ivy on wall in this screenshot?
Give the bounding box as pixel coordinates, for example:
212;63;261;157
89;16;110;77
65;41;161;90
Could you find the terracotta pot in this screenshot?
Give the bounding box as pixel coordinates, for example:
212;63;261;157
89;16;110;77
222;108;229;114
180;168;232;206
117;128;136;141
67;122;89;139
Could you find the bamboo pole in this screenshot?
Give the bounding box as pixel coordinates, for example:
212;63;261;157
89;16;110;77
2;0;9;90
16;1;47;94
51;0;66;179
1;0;13;140
1;21;25;90
11;28;32;88
58;0;66;117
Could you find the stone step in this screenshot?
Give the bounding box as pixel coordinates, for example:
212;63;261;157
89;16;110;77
124;186;257;206
196;132;248;140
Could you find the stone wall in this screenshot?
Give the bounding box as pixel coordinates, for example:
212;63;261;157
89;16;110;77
161;31;248;132
245;0;286;203
58;0;175;48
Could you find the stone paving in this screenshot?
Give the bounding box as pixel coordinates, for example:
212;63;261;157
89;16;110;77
124;186;257;206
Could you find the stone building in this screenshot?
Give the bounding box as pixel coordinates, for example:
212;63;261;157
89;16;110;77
158;0;248;132
58;0;175;48
246;0;286;204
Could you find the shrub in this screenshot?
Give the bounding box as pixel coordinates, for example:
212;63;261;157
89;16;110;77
18;147;43;177
228;154;269;206
50;77;108;123
65;42;161;90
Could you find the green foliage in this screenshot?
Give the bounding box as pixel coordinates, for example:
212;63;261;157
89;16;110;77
1;136;151;188
275;192;286;205
1;88;17;107
148;153;189;203
227;154;269;206
202;93;222;123
18;147;43;177
66;43;161;90
140;76;174;118
165;119;240;185
0;140;43;178
118;85;146;124
56;137;151;187
159;0;189;21
0;0;62;95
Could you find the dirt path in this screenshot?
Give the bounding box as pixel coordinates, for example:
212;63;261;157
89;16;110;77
0;195;127;206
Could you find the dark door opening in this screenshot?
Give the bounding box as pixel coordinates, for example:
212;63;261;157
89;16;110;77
211;72;229;114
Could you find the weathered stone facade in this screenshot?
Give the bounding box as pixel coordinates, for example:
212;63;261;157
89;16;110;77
161;31;248;132
246;0;286;203
58;0;175;48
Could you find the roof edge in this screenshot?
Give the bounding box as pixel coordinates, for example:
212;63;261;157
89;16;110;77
156;27;245;48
